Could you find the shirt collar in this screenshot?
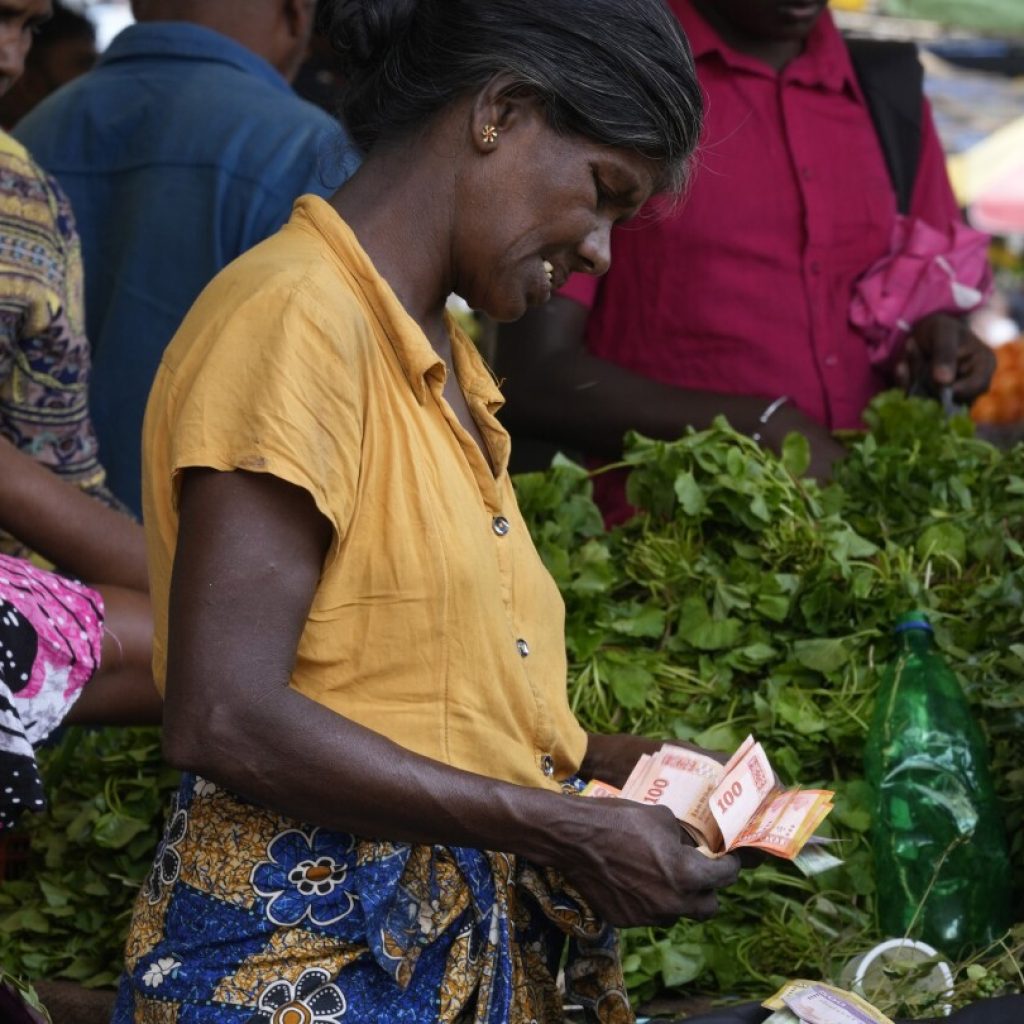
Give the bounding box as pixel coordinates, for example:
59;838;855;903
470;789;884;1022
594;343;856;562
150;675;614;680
99;22;291;94
671;1;858;98
293;196;504;415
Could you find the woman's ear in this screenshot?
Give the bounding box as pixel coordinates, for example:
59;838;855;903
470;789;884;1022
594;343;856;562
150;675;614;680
469;73;537;154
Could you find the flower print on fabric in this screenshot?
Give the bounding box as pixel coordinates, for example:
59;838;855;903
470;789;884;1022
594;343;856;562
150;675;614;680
144;796;188;904
251;828;356;927
142;956;181;989
247;967;346;1024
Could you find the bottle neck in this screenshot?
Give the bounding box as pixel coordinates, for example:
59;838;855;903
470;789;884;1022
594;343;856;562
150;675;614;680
898;627;934;656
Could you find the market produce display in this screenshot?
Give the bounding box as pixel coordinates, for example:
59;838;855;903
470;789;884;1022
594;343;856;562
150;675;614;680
515;391;1024;1015
970;337;1024;425
1;392;1022;1018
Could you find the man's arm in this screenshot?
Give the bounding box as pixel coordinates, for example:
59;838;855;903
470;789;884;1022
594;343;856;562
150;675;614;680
897;100;996;401
495;296;847;479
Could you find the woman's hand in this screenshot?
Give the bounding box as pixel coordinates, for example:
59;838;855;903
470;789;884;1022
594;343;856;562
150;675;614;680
562;799;740;927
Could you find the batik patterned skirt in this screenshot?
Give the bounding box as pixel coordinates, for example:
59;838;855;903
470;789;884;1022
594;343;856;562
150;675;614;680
113;772;634;1024
0;553;103;830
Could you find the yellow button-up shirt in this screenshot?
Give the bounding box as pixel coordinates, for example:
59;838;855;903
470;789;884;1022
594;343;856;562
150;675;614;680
143;196;588;791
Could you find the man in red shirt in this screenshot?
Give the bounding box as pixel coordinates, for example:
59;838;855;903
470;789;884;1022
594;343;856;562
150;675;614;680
496;0;994;512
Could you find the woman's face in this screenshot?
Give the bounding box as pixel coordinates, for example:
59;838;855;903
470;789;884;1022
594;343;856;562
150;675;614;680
455;106;660;322
0;0;51;98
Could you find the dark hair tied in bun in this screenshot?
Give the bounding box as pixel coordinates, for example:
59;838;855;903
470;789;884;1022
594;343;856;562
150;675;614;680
329;0;419;75
326;0;703;196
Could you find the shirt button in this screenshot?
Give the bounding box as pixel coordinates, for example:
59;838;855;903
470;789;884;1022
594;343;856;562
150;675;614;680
824;354;839;368
810;260;822;275
540;754;555;777
801;166;813;181
516;638;530;658
492;516;510;537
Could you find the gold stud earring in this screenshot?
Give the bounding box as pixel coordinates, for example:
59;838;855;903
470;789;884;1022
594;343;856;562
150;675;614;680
481;124;499;145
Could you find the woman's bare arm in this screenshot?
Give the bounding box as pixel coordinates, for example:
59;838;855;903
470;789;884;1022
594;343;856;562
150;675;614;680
161;467;740;927
0;436;148;591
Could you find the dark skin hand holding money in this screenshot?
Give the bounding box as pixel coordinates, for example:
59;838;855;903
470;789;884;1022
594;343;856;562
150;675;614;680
111;3;743;1020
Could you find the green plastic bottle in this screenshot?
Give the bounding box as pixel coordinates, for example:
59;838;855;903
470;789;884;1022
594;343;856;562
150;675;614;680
864;611;1011;954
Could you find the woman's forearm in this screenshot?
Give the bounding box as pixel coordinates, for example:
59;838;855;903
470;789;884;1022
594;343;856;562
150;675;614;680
164;680;583;870
0;437;148;590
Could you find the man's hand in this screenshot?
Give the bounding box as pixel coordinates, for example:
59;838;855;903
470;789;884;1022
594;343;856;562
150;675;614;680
895;313;996;404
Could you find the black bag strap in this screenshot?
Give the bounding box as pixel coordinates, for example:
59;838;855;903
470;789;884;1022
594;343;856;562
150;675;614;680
845;38;925;214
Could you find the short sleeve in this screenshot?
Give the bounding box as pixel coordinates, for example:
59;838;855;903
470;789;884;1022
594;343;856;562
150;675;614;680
163;279;367;559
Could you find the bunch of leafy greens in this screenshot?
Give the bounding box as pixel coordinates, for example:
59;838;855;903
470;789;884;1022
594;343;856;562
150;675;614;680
2;392;1022;1016
0;729;178;988
515;392;1024;1011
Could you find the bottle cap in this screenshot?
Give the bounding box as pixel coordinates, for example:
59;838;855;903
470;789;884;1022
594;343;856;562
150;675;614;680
893;610;933;635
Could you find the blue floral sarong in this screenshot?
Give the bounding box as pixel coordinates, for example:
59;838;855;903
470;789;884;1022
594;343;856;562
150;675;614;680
112;773;633;1023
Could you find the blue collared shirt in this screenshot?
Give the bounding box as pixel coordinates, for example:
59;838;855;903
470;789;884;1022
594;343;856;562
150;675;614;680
16;22;360;512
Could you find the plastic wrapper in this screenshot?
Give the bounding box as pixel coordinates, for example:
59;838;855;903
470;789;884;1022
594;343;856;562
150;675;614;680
850;215;993;369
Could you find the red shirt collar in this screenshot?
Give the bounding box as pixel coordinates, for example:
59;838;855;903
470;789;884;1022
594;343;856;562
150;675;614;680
670;0;859;98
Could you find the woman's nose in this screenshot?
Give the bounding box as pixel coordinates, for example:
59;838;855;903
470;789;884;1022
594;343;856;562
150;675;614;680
576;220;612;277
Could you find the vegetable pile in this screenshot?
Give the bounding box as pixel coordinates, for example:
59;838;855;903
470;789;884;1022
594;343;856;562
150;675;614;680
0;729;178;990
971;337;1024;426
2;391;1023;1018
514;391;1024;1014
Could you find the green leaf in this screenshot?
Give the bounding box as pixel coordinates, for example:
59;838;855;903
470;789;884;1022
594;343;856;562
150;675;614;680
775;691;830;735
688;617;743;651
916;521;967;565
658;940;705;987
37;879;71;909
792;638;849;674
605;661;654;710
92;812;151;850
609;603;666;639
674;471;706;517
781;432;811;477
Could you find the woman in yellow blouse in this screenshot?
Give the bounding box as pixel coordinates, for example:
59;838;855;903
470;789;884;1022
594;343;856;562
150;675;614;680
115;1;742;1021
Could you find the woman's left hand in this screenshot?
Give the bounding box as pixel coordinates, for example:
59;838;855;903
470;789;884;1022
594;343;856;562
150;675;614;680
896;313;996;404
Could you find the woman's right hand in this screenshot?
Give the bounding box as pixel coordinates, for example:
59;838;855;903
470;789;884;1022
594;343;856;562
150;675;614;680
560;799;741;928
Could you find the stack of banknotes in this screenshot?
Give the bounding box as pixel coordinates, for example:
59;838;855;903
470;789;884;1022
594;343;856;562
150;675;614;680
583;735;835;862
762;980;894;1024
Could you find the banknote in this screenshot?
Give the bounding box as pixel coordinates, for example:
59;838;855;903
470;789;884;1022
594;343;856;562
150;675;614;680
708;737;778;849
763;980;894;1024
581;780;621;799
583;735;834;862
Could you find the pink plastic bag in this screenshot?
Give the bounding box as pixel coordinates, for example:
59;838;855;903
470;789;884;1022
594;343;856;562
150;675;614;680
850;215;993;370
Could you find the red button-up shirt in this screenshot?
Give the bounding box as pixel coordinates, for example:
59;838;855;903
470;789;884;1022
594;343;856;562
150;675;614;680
562;2;960;431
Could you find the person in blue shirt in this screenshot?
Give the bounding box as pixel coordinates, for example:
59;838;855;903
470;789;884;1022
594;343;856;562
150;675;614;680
16;0;360;513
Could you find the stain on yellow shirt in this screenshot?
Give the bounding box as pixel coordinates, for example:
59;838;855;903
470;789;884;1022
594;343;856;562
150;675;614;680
143;195;587;791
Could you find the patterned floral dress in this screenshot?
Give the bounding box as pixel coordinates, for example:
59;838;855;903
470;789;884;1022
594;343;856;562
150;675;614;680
112;774;635;1024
